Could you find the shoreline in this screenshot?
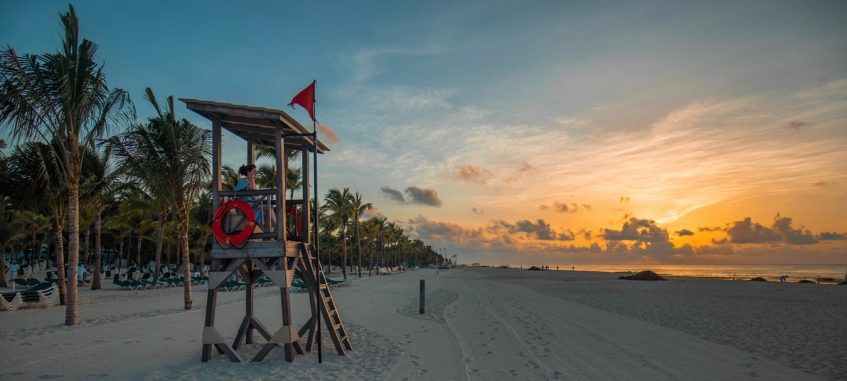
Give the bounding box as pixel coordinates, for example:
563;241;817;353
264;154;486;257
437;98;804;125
479;264;847;283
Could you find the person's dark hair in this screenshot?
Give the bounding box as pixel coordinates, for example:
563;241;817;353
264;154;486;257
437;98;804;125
238;164;257;176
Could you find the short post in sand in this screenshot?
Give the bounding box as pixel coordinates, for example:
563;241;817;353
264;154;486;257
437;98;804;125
184;99;352;363
420;279;425;314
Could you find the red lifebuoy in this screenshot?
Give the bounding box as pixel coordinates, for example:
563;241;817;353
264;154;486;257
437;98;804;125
212;200;256;246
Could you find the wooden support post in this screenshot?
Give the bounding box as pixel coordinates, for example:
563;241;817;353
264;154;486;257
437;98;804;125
245;260;254;344
274;126;287;243
211;116;222;217
420;279;425;314
202;289;217;361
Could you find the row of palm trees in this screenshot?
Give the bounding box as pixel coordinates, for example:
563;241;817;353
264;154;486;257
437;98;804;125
0;5;446;326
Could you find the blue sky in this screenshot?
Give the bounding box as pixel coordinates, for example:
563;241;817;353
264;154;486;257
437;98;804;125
3;1;847;265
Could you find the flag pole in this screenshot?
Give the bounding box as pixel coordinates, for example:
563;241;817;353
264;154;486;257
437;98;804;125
311;80;322;363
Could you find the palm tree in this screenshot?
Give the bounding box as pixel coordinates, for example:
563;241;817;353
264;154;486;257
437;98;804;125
109;88;210;309
221;165;239;190
286;167;303;199
256;164;277;189
0;5;133;325
16;210;49;266
360;218;381;276
0;207;24;288
371;217;388;274
103;205;132;275
81;145;121;289
349;192;372;278
7;141;70;304
323;188;353;280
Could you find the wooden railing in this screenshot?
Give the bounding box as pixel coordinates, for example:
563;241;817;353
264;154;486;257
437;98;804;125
217;189;307;242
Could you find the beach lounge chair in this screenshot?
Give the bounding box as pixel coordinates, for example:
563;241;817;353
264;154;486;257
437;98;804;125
325;278;350;288
1;291;23;311
18;283;59;308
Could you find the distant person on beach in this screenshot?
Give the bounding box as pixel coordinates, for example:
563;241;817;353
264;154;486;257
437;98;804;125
235;164;274;231
779;275;788;283
78;263;86;286
9;261;19;290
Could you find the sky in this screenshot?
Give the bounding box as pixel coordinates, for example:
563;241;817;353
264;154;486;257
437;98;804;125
2;0;846;266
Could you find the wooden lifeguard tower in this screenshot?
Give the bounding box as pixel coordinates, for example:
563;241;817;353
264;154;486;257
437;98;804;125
181;99;352;363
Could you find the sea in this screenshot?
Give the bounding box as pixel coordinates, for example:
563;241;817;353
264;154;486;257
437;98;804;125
549;264;847;282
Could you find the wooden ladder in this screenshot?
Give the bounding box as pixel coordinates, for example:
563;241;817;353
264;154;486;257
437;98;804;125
298;242;353;354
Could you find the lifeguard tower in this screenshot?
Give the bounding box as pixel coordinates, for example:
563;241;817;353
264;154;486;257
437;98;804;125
182;99;352;362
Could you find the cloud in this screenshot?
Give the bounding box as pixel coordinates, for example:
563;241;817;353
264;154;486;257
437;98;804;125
405;186;442;206
381;185;443;206
539;205;549;210
406;215;483;245
603;217;670;243
698;226;723;232
361;206;385;219
449;164;494;184
380;186;405;202
724;217;782;243
405;212;845;266
553;201;580;213
502;162;536;183
818;232;846;240
488;219;575;241
813;181;838;187
675;229;695;236
725;215;818;245
317;124;340;144
786;120;812;130
771;215;818;244
471;207;485;214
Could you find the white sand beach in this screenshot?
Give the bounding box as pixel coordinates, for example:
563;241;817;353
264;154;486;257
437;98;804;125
1;267;844;380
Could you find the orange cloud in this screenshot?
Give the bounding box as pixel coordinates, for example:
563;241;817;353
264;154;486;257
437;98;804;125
317;123;340;144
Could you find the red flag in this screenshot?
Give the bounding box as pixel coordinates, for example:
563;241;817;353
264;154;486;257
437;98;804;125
288;80;316;121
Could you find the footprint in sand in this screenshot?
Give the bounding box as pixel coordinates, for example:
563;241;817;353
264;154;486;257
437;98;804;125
85;373;108;378
20;342;33;346
509;369;518;376
37;375;63;379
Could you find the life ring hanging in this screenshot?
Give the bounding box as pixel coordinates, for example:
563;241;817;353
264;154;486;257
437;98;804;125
287;205;303;237
212;200;256;247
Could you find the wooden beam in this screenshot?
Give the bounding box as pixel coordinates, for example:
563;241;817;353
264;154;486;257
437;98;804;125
212;116;222;220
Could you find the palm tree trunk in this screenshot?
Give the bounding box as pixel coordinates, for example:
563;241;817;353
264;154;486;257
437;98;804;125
83;227;91;265
341;226;348;280
66;171;81;326
179;200;193;310
0;251;7;288
53;223;67;305
117;238;124;278
355;220;362;278
92;211;102;290
136;230;143;267
154;212;166;280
